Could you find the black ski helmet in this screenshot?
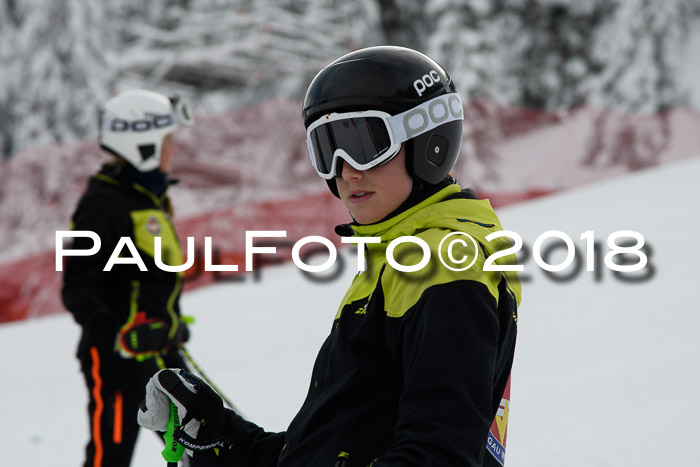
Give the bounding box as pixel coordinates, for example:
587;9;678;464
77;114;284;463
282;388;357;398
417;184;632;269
303;45;463;197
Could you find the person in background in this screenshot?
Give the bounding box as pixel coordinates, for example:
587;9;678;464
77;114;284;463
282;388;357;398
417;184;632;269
138;46;520;467
62;89;194;467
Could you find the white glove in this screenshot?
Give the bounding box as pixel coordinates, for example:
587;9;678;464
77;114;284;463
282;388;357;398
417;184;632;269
138;369;201;444
138;368;232;456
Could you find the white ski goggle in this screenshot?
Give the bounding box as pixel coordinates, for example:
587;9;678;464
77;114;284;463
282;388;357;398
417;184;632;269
100;95;193;133
306;92;463;179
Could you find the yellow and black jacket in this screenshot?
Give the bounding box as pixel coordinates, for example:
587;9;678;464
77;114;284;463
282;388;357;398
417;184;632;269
203;182;520;467
62;163;185;357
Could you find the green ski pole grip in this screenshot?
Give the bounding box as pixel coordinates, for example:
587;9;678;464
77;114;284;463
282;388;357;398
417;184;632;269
162;400;185;464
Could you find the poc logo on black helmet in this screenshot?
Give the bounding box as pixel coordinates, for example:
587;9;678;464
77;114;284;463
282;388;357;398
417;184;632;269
413;70;441;97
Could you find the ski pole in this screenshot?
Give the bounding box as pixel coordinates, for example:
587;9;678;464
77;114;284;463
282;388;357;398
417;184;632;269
162;400;184;467
179;347;240;413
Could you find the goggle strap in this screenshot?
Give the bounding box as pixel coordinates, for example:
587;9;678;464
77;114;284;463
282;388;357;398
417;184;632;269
387;92;464;143
100;112;185;133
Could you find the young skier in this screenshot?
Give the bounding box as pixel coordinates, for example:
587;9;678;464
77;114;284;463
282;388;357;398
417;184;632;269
138;46;520;467
62;89;194;467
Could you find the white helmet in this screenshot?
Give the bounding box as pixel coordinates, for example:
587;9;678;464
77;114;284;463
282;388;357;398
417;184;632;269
99;89;193;172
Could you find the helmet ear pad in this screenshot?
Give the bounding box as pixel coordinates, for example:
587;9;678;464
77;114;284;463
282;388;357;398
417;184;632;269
404;119;463;185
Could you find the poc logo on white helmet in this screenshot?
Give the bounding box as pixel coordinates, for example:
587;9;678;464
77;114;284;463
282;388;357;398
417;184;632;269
413;70;441;97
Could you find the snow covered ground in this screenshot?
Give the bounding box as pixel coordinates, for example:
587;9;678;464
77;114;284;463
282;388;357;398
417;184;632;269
2;156;699;466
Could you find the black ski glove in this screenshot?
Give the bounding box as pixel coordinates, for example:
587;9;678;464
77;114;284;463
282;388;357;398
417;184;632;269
116;311;169;358
138;369;233;454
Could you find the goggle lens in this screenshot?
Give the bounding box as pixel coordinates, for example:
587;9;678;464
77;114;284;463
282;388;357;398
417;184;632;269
309;116;392;177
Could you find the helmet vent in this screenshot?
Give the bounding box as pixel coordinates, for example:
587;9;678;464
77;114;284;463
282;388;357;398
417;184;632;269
138;144;156;161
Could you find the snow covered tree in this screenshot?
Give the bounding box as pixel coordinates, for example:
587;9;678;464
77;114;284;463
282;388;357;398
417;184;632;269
427;0;697;173
0;0;383;159
109;0;383;112
0;0;21;160
487;0;613;111
1;0;114;159
583;0;696;169
1;0;698;166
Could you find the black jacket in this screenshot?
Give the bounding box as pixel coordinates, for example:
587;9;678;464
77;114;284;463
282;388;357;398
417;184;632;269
62;163;185;357
200;183;520;467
